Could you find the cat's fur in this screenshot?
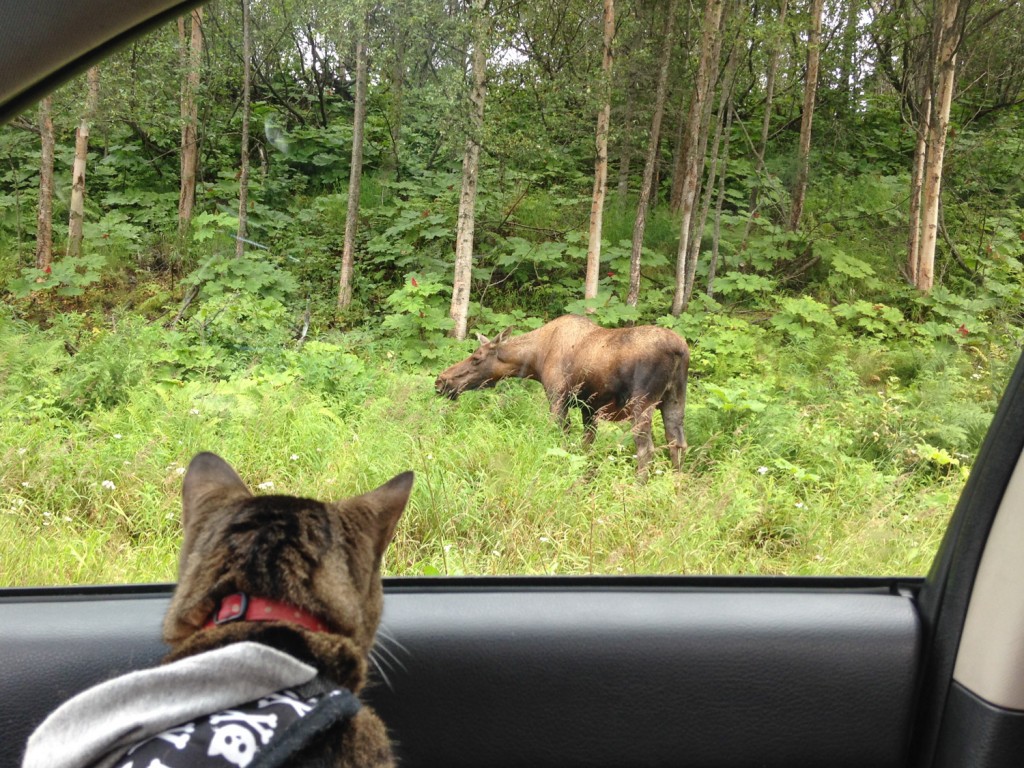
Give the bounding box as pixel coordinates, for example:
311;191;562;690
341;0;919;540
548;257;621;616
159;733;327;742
161;452;413;767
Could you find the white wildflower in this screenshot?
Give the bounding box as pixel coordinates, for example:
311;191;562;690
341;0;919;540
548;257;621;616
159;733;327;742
190;409;200;416
101;480;116;490
757;466;769;475
174;467;186;476
795;502;805;509
257;481;275;491
290;454;299;461
17;448;27;456
113;434;122;440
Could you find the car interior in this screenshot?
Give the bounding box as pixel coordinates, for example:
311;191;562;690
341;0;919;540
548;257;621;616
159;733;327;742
1;1;1023;767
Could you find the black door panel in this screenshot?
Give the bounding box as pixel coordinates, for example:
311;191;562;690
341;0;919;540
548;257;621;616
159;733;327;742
0;582;920;768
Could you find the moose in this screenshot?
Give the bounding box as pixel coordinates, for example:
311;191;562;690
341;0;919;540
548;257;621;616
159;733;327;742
435;314;689;476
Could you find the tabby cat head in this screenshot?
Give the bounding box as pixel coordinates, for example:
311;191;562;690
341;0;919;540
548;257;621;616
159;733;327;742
162;452;413;661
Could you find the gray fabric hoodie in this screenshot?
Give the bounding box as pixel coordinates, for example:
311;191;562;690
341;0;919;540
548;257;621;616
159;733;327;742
22;641;318;768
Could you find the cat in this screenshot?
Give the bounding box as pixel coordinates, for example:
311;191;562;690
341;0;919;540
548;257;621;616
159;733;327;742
22;452;413;768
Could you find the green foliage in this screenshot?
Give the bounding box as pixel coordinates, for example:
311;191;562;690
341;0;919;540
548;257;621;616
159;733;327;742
2;0;1024;586
832;300;905;339
563;292;641;326
713;271;778;302
292;340;367;400
181;253;298;303
380;273;454;363
8;253;107;297
770;296;837;342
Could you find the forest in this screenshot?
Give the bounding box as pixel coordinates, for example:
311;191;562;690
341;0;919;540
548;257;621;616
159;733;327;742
1;0;1022;585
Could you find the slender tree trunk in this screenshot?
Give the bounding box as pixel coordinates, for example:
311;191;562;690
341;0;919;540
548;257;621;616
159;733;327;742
179;8;203;237
668;100;688;212
626;0;677;307
236;0;252;259
67;66;100;259
338;15;369;309
670;0;724;316
683;31;736;301
787;0;824;232
837;0;862;113
585;0;615;305
916;0;962;292
616;77;636;201
707;105;733;297
450;0;489;339
745;0;787;241
35;96;55;271
907;88;931;284
388;0;408;181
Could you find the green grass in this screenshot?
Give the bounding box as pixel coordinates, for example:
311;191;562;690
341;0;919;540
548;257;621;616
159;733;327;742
1;319;996;586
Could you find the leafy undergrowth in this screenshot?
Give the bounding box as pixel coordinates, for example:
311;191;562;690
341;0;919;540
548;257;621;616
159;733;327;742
1;307;1013;586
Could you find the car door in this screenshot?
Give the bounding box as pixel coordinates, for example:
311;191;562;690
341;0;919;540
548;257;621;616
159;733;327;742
0;1;1022;767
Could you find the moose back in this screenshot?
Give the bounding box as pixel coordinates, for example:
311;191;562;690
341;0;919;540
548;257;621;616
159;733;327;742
435;315;689;475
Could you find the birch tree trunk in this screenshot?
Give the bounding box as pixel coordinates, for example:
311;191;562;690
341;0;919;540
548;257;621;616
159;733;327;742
907;87;931;284
745;0;787;240
683;32;736;304
67;66;100;259
626;0;677;307
388;0;408;181
707;105;733;297
669;0;724;316
787;0;824;232
236;0;252;259
35;96;55;271
450;0;489;339
179;8;203;237
584;0;615;305
338;13;369;310
916;0;963;292
616;77;635;201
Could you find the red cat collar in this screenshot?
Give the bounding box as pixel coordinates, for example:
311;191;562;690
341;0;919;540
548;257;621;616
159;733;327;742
204;592;329;634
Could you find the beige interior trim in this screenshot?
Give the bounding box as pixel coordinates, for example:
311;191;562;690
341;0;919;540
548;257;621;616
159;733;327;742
952;447;1024;710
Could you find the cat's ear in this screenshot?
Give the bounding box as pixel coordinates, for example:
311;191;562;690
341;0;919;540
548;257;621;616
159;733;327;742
182;452;252;528
356;470;414;559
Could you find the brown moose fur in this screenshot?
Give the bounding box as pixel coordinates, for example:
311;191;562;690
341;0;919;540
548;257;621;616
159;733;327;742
435;314;689;476
161;452;413;767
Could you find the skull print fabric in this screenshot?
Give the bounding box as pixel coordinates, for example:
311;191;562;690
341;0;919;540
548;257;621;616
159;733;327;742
112;689;347;768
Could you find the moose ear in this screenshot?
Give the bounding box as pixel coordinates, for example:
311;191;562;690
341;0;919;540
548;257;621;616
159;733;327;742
475;332;491;346
354;471;414;560
494;326;514;344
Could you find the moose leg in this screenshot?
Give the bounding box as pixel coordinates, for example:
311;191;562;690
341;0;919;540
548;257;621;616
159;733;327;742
581;408;598;449
660;397;687;471
548;391;571;435
631;406;656;479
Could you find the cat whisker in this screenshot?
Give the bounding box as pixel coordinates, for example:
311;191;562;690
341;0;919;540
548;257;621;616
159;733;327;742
373;634;409;672
369;650;394;692
376;625;411;658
